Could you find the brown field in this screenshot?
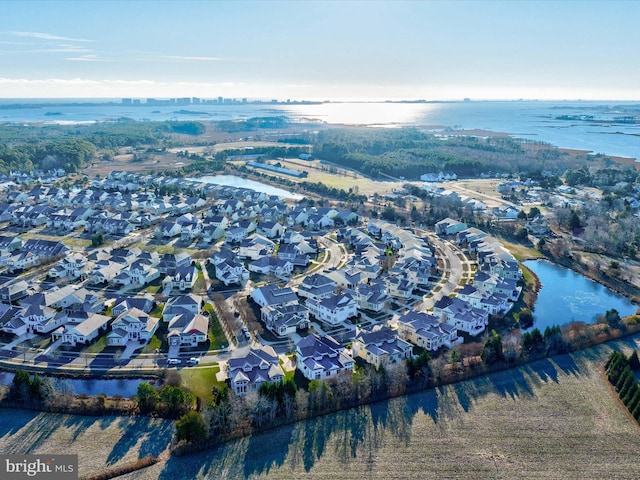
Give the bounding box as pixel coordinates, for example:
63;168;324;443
4;336;640;479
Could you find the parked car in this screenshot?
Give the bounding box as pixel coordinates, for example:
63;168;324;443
187;357;199;365
167;358;181;365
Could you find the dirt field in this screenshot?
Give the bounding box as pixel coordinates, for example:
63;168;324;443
82;152;185;178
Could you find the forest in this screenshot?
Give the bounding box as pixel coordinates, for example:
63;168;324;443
313;127;602;179
0;119;206;173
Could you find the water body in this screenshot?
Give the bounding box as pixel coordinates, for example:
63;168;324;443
523;259;637;331
0;370;141;397
190;175;303;199
0;100;638;159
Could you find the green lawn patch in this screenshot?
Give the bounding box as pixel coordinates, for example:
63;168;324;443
84;336;108;354
208;314;227;350
141;335;162;354
181;365;222;402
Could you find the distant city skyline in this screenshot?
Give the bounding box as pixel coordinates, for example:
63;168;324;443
1;0;639;101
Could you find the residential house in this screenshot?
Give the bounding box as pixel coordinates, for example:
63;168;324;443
277;243;309;267
261;303;310;337
157;252;192;276
354;280;389;312
352;325;413;368
167;312;209;347
306;293;357;325
111;294;155;318
248;256;294;277
48;253;88;279
384;274;416;299
435;218;468;236
225;226;248;244
0;280;29;303
228;345;284;396
258;221;284;239
107;308;159;346
395;311;458;351
433;295;488;336
238;234;276;260
162;294;203;322
251;284;298;308
163;265;199;291
296;334;354;381
60;313;111;347
297;273;336;300
215;257;249;286
155;221;182;238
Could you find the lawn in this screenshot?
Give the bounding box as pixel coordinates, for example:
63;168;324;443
84;336;108;354
193;271;207;291
208;313;227;350
501;238;546;261
141;334;162;354
180;365;222;402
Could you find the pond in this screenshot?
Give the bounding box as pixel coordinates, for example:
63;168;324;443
523;259;637;331
189;175;303;199
0;371;144;397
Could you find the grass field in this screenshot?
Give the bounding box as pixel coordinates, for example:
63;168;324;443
180;365;221;402
4;335;640;479
129;337;640;479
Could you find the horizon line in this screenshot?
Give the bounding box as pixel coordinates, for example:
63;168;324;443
1;97;639;103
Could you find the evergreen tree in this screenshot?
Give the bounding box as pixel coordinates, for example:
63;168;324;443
616;366;633;392
175;411;208;443
629;351;640;371
623;382;638;407
618;371;635;400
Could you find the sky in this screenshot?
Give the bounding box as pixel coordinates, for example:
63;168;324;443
1;0;639;101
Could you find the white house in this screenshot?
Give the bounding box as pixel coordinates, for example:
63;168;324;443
306;293;357;325
251;284;298;308
296;334;354;381
261;303;310;337
61;313;111;347
167;313;209;347
353;325;413;368
395;311;459;351
227;345;284;396
107;308;159;346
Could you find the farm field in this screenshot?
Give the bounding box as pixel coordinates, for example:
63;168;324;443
3;335;640;479
0;412;173;477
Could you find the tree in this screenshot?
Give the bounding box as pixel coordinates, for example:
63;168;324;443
521;328;544;354
160;385;195;418
91;234;104;247
518;309;534;328
517;210;527;220
568;210;581;230
528;207;541;219
10;370;32;403
629;351;640;371
481;330;504;365
137;382;159;414
175;411;208;443
406;350;431;380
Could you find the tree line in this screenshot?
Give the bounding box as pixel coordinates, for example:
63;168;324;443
605;349;640;422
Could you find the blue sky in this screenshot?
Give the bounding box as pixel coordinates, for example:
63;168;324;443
1;0;638;100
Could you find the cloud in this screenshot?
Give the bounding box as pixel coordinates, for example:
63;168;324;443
159;55;223;62
4;31;91;42
66;54;109;62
